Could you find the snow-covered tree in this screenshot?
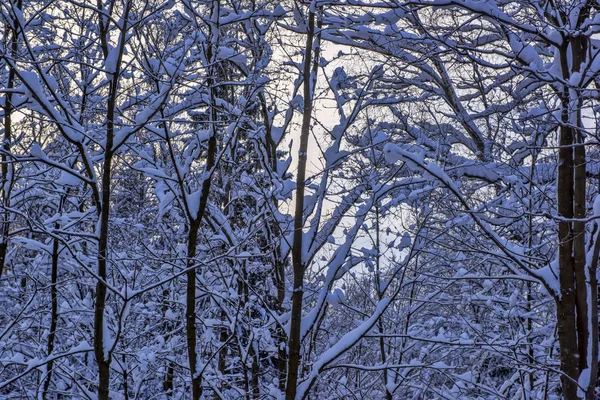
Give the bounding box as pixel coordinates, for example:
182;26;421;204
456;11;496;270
3;0;600;399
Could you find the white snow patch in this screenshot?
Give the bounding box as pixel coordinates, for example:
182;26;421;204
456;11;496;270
578;368;591;398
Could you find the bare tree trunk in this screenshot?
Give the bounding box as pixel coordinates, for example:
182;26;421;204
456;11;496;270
251;344;260;399
42;217;62;399
571;30;598;400
93;3;130;397
0;0;21;278
186;220;202;399
95;127;116;400
185;128;217;399
163;361;174;396
186;3;219;390
122;354;130;400
95;150;113;400
162;287;175;396
374;207;392;400
555;25;598;399
285;8;317;400
556;102;579;400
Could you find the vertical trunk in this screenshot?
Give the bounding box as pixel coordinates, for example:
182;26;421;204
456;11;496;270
590;228;600;393
572;29;588;371
555;30;582;398
163;362;174;396
285;9;316;400
93;116;112;394
122;354;129;400
93;1;130;393
251;344;260;399
0;0;21;278
95;148;113;400
186;2;219;388
186;221;202;399
93;2;114;397
571;32;598;399
573;119;589;396
42;219;61;399
374;208;392;400
184;181;215;398
0;90;12;274
555;28;598;399
589;264;599;399
162;288;175;396
556;112;579;400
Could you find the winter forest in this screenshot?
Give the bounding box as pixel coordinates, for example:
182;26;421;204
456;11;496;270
3;0;600;399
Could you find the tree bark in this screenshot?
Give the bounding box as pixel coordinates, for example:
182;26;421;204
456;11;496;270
94;149;113;400
555;24;598;399
0;0;21;278
556;98;579;400
186;221;202;399
374;207;392;400
93;3;130;396
185;127;217;398
186;3;219;390
42;217;62;399
285;9;317;400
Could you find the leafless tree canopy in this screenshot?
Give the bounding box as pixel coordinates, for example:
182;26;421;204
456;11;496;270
1;1;600;399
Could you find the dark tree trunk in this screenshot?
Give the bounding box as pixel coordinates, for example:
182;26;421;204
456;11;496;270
186;221;202;399
0;0;21;278
94;149;113;400
42;221;61;399
93;3;130;396
185;8;219;390
285;9;317;400
555;24;598;399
